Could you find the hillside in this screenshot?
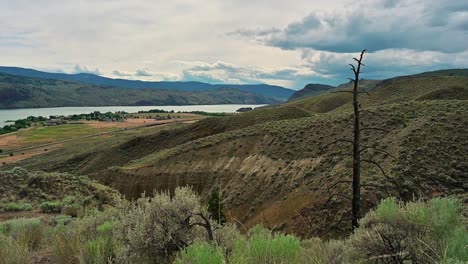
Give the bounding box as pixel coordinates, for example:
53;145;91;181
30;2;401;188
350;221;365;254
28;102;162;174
288;83;335;101
10;74;468;238
375;68;468;89
289;69;468;102
0;73;278;109
0;167;119;215
0;66;295;101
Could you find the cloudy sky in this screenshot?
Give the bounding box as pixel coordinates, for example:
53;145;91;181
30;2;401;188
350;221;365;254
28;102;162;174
1;0;467;89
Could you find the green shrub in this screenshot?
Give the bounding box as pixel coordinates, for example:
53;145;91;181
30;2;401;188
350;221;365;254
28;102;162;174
3;203;32;212
97;221;113;234
0;218;44;251
300;237;347;264
50;226;84;264
4;203;20;212
40;201;63;213
0;234;30;264
213;223;242;255
62;195;81;206
115;187;215;263
61;204;81;217
229;225;302;264
18;203;33;211
84;236;116;264
349;197;467;263
445;227;468;262
174;242;224;264
52;215;74;226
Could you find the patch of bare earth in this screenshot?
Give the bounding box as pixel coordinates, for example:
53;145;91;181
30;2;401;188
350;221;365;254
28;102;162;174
0;145;62;166
0;133;22;149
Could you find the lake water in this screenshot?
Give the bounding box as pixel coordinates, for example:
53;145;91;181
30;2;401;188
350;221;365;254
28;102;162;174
0;104;266;127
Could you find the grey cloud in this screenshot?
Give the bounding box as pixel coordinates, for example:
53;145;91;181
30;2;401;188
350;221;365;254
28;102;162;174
135;69;152;77
73;64;102;75
112;70;132;77
231;0;468;53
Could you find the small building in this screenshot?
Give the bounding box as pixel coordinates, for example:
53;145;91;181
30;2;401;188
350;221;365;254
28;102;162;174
46;119;67;126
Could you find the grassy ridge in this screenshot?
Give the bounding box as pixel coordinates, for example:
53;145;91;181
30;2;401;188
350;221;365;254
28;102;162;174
283;76;468;113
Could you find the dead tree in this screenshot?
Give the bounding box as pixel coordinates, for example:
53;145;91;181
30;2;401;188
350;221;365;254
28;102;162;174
320;49;396;231
351;49;366;229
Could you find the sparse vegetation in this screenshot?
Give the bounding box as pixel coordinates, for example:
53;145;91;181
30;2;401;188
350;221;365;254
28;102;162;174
0;167;119;215
0;175;466;263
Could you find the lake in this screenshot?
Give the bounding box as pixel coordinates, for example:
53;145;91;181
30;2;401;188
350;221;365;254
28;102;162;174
0;104;266;127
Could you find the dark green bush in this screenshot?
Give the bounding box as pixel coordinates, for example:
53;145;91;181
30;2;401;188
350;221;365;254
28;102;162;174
40;201;63;213
0;218;44;251
3;202;32;212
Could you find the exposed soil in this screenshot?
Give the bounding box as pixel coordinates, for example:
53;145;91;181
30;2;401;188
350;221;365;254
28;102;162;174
84;118;167;128
0;144;62;166
0;133;21;149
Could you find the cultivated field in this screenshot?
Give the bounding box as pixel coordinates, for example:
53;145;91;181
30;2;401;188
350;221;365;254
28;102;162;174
0;114;204;166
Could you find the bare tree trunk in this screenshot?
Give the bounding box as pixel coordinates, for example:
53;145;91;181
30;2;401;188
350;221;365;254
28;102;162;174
351;50;366;230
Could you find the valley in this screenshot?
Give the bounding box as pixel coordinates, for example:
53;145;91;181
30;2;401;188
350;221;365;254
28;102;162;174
3;71;467;238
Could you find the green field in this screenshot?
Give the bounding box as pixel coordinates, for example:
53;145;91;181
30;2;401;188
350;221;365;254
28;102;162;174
18;124;114;144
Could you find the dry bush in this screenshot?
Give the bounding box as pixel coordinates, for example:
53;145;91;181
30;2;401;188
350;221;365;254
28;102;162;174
115;186;216;263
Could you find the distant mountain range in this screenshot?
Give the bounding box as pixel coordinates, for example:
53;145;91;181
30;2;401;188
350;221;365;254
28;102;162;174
0;73;279;109
0;66;294;101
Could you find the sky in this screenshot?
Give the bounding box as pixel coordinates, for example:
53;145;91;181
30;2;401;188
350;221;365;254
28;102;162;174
1;0;467;89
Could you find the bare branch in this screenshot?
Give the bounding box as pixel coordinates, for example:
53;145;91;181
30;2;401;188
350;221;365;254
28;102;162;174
361;183;380;188
348;78;356;82
324;192;352;205
360;146;397;160
328;152;353;157
360;127;389;133
361;159;393;182
326;180;352;192
321;139;354;150
358;106;385;118
349;64;357;75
